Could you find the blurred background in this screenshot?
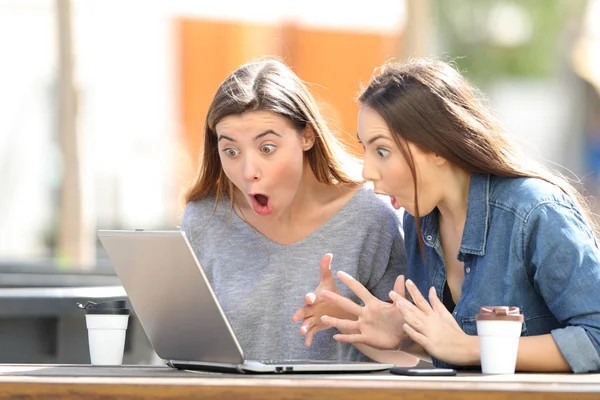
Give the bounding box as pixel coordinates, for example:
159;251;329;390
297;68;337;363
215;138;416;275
1;0;599;364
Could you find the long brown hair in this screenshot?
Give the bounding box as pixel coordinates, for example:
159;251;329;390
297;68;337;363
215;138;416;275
358;58;598;256
185;58;362;206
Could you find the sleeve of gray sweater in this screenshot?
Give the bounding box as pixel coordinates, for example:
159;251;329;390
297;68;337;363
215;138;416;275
181;185;406;362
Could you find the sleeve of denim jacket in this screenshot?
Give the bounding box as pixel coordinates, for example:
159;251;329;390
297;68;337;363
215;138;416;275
525;201;600;373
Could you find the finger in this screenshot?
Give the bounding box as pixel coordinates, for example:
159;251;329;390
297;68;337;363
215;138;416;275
304;292;317;306
405;280;433;315
394;294;420;319
428;286;448;314
305;323;322;347
300;318;312;335
335;271;376;304
292;307;307;323
400;306;425;333
393;275;406;299
301;316;318;336
319;253;334;282
321;289;363;316
332;333;367;344
403;323;430;350
390;290;411;304
320;314;360;332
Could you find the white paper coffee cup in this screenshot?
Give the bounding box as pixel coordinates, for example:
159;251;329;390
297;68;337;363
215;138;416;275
85;313;130;366
476;306;523;374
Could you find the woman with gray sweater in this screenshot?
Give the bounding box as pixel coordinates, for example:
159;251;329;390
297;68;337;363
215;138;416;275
181;58;415;366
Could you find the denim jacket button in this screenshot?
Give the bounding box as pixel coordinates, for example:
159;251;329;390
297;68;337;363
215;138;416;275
426;235;433;241
466;267;471;273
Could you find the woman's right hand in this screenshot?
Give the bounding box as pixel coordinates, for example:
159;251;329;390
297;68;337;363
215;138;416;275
320;271;408;350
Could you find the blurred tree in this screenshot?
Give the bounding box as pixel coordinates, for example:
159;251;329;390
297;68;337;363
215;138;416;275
434;0;586;83
56;0;94;268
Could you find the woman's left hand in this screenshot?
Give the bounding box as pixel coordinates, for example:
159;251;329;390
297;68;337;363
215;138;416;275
393;279;478;366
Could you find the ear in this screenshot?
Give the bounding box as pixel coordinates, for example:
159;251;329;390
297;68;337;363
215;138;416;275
301;125;316;151
432;152;447;167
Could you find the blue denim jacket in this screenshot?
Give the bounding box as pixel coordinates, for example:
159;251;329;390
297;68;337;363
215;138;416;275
403;173;600;373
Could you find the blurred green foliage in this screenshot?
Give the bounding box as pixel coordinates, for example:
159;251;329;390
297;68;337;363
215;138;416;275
434;0;587;83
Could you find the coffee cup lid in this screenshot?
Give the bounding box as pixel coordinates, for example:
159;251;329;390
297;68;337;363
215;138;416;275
78;300;126;309
475;306;523;322
84;307;131;315
77;300;130;315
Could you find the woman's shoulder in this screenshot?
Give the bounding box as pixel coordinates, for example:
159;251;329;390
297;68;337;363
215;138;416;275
181;195;232;232
489;175;573;217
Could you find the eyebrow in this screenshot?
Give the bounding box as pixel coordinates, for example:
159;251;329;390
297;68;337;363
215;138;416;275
217;130;282;142
218;135;236;142
356;134;393;145
254;130;282;140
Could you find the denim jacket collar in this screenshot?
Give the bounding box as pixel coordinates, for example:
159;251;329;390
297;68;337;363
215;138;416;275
459;173;490;258
420;173;490;261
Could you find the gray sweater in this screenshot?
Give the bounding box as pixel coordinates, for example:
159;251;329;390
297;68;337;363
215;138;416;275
181;186;406;361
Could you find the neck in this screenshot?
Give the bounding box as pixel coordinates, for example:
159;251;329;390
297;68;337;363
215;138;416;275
436;168;470;232
281;161;326;224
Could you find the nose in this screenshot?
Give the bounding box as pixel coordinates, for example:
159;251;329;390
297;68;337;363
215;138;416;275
361;155;379;182
242;154;261;182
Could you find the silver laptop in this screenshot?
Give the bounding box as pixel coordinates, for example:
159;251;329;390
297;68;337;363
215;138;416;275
97;229;394;374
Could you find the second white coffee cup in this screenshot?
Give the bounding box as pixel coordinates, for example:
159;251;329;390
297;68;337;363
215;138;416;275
476;306;524;374
86;313;130;366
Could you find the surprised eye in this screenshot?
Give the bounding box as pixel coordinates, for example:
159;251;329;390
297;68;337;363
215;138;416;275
223;148;240;157
261;144;277;154
376;148;390;158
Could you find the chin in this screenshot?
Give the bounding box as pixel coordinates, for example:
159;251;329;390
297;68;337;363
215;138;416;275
416;205;437;217
403;208;416;217
403;204;431;218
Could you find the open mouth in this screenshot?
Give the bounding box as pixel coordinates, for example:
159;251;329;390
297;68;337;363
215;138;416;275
250;193;272;216
375;191;401;210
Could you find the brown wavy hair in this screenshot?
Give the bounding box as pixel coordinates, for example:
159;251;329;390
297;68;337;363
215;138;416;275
358;58;598;256
184;58;362;206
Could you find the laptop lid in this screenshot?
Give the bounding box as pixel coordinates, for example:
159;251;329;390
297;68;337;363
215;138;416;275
98;230;245;365
98;229;394;374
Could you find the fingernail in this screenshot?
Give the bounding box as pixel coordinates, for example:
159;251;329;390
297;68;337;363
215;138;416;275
406;279;415;286
306;293;316;303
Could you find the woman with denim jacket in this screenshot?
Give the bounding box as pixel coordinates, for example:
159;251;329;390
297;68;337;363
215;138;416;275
309;58;600;373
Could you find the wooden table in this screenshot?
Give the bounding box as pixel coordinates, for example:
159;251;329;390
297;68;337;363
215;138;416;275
0;364;598;400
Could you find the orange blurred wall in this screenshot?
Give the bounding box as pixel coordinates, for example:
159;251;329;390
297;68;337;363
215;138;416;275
178;18;402;169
